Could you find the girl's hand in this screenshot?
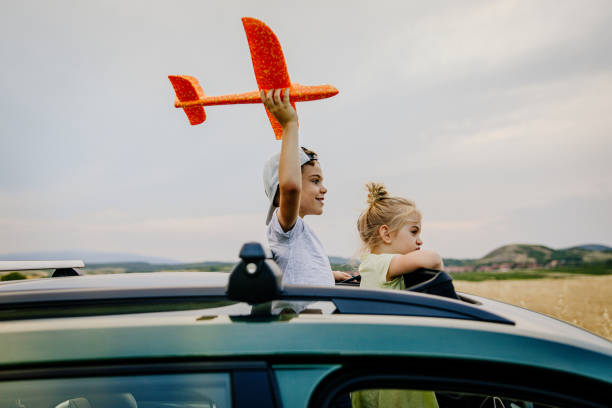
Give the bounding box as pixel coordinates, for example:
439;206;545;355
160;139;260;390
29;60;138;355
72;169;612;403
333;270;353;282
261;88;297;128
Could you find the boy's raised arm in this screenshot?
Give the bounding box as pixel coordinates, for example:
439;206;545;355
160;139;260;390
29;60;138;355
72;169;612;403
261;88;300;231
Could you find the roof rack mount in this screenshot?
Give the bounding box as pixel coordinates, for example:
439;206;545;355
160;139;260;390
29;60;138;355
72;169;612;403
226;242;282;304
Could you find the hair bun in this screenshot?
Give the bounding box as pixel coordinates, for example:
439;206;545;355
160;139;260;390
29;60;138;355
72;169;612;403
366;182;388;206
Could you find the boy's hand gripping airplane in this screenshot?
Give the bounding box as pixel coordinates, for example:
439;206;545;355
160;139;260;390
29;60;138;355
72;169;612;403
168;17;338;140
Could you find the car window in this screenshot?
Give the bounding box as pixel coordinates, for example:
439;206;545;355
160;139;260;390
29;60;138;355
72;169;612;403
310;364;602;408
341;388;559;408
0;373;231;408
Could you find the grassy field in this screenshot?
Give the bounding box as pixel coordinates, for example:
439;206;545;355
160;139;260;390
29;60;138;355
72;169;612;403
454;275;612;340
450;263;612;281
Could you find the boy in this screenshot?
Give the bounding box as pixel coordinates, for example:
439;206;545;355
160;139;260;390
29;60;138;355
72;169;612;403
261;88;351;285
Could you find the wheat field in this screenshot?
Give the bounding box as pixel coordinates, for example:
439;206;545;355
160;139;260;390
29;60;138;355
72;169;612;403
454;275;612;340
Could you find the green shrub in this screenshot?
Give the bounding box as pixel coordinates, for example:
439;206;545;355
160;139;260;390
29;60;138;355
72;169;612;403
1;272;27;281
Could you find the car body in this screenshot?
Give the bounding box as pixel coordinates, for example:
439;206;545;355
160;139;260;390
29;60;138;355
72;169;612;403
1;244;611;408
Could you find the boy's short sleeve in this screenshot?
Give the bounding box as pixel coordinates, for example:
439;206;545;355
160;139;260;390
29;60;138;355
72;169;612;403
268;210;304;243
359;253;405;290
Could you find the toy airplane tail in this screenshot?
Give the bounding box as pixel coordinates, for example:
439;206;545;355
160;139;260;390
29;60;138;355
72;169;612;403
168;75;206;125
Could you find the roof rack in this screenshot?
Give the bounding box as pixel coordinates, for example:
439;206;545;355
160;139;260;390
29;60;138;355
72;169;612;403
0;260;84;277
0;285;513;324
0;244;513;325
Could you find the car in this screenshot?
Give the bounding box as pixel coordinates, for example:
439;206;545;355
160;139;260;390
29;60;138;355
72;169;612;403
1;242;610;408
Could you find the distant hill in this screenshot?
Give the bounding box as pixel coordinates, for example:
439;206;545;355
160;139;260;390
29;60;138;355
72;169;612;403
329;256;357;265
474;243;612;268
4;243;610;276
443;258;477;267
85;261;235;273
83;256;361;274
478;244;555;265
568;244;612;252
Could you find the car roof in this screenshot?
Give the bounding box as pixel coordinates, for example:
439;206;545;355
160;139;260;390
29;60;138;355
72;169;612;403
1;269;611;384
1;303;610;385
1;271;609;349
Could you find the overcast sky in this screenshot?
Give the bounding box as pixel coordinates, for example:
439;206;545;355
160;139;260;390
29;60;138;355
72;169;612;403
1;1;611;262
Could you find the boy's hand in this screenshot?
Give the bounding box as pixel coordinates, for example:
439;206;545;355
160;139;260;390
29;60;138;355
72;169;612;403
333;271;353;282
261;88;297;128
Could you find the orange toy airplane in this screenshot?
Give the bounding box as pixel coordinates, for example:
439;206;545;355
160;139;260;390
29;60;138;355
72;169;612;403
168;17;338;140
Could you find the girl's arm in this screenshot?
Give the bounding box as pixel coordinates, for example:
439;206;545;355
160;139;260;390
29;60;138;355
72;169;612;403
261;88;300;231
386;249;443;281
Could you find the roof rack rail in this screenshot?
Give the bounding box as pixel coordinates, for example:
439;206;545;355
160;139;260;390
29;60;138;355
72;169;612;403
281;286;513;324
0;284;514;324
0;261;84;277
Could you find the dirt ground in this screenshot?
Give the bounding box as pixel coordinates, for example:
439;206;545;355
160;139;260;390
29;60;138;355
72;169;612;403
454;275;612;340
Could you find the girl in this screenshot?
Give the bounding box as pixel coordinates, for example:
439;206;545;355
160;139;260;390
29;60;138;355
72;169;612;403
352;182;441;408
357;182;443;290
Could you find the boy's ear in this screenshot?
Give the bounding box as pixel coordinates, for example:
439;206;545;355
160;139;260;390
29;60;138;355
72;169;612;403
378;225;392;244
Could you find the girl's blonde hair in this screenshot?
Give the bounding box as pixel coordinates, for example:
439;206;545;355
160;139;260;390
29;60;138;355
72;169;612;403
357;182;421;252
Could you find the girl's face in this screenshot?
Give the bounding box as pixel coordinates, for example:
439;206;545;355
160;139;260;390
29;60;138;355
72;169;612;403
390;222;423;254
299;161;327;217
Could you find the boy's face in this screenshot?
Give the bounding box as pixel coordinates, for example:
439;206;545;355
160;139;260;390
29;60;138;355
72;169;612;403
299;161;327;217
389;222;423;254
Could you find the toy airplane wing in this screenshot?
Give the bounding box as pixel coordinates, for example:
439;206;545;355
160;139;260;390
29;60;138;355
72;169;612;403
169;75;207;125
242;17;296;140
169;17;338;140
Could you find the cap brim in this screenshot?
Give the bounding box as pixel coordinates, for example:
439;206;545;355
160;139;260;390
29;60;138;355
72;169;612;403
265;201;276;225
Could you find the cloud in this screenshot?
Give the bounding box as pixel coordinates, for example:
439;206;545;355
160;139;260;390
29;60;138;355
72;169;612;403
1;1;611;261
387;1;611;82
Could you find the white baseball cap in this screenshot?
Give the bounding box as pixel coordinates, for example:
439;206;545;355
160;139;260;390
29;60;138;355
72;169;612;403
263;147;318;225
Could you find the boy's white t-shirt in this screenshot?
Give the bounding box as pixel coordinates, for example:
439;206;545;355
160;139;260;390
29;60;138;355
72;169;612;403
267;209;334;286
